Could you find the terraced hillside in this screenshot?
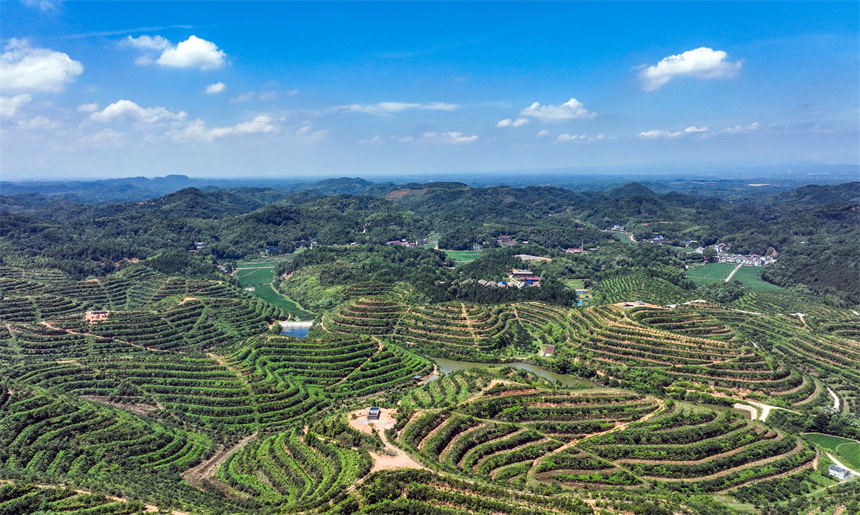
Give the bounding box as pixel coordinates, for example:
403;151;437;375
315;289;860;415
1;258;859;514
392;370;814;496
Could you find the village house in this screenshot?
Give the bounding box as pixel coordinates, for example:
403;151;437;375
828;465;852;480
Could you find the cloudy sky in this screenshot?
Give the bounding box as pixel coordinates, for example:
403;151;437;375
1;1;857;180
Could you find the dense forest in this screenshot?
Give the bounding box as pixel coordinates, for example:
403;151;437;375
2;178;857;304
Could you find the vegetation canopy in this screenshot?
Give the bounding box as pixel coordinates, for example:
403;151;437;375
0;177;858;514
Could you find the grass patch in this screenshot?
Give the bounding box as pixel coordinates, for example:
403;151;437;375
251;284;315;320
235;256;315;319
608;231;636;244
804;433;860;470
564;279;586;290
237;267;275;286
686;263;738;286
730;266;786;292
443;250;482;264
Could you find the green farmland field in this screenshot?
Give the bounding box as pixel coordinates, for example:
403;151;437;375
235;258;314;320
236;266;275;286
252;284;314;320
687;263;786;292
803;433;860;471
731;265;786;292
686;263;737;286
444;250;482;264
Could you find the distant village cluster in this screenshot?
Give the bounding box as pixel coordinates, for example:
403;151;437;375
385;239;426;248
713;243;777;266
473;268;544;289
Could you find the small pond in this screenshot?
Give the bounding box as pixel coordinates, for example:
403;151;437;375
280;327;310;338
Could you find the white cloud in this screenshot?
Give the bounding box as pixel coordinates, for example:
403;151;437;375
684;126;708;133
295;124;328;142
638;129;681;139
125;35;227;70
535;130;550;138
172;115;278;142
0;39;83;93
17;115;61;130
638;126;710;139
22;0;60;11
77;103;99;113
157;36;227;70
719;122;760;134
638;47;741;91
421;131;479;145
556;133;606;142
392;135;415;143
0;94;32;118
233;115;277;135
204;82;226;94
358;135;383;145
122;35;171;52
557;134;587;142
230;92;257;103
519;98;595;122
497;117;529;128
337;101;459;116
91;99;186;124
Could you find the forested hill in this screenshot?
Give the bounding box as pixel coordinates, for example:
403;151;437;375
0;180;857;304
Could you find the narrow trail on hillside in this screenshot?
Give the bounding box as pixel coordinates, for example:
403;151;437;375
182;432;259;495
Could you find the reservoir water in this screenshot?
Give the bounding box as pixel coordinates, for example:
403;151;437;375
280;327;310;338
431;357;597;388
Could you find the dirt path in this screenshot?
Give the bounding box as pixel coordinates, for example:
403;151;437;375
331;338;384;387
715;459;814;493
182;432;259;489
527;397;665;482
641;438;807;483
460;303;479;348
0;480;173;514
725;264;743;282
39;321;167;353
744;400;800;422
827;387;841;411
617;430;779;466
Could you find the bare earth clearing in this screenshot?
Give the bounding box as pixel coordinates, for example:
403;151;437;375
347;408;425;474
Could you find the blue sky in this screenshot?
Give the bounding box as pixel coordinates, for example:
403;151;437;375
1;1;857;180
